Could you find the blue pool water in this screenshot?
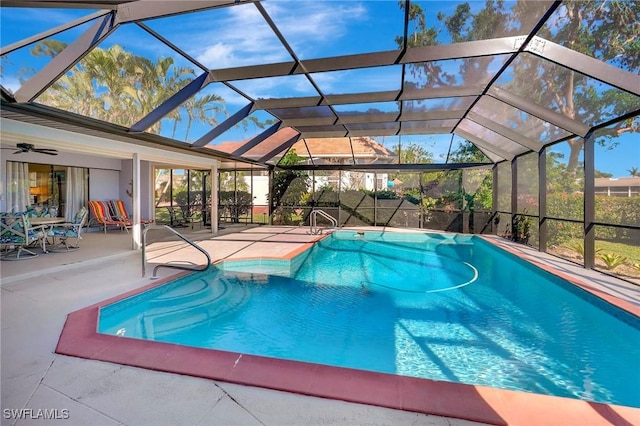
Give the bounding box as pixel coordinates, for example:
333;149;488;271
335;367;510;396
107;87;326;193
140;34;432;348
99;231;640;407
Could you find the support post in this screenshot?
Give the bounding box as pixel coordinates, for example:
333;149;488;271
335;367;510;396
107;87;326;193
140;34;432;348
584;132;596;269
268;168;274;225
492;164;498;234
538;147;547;252
374;171;378;226
511;158;518;240
132;153;141;250
211;164;218;235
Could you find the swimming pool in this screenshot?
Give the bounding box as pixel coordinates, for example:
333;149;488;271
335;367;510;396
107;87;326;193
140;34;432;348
98;230;640;408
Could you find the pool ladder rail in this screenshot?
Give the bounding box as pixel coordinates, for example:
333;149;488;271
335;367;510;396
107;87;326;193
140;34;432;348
308;209;338;235
141;224;211;279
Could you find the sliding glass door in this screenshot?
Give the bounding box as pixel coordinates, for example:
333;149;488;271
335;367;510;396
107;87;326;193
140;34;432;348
26;163;87;219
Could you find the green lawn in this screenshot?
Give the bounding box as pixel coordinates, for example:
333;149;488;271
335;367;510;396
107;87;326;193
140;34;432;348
562;238;640;264
594;240;640;264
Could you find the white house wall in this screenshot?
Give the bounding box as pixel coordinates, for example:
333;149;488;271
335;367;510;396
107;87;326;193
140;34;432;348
89;169;120;202
1;117;219;215
311;172;383;192
246;175;269;206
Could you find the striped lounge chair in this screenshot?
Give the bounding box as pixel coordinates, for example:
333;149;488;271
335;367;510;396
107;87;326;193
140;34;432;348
110;200;154;227
88;200;131;233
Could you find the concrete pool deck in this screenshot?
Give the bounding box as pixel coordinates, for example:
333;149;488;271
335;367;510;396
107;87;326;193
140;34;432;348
2;226;639;425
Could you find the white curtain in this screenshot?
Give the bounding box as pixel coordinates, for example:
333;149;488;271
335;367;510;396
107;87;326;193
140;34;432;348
5;161;30;212
65;167;86;221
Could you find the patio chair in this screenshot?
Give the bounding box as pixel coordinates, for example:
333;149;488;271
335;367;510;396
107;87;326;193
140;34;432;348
180;204;203;229
88;200;131;233
0;213;47;260
166;206;186;227
47;206;88;251
110;200;154;227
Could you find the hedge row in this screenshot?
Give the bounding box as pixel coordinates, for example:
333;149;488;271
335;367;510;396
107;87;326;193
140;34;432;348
546;194;640;243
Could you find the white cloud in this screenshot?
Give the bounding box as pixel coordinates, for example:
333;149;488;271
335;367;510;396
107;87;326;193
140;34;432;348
2;8;90;26
193;3;292;68
309;71;341;93
190;1;370;68
197;42;237;69
230;75;315;99
263;1;368;57
220;88;253;108
310;65;401;95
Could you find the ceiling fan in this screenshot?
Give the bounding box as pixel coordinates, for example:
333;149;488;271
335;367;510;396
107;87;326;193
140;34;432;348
1;143;58;156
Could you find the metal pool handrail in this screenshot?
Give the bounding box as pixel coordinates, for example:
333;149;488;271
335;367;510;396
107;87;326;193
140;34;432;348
142;224;211;279
309;209;338;235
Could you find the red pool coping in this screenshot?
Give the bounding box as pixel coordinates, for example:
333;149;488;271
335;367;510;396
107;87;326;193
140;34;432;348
56;235;640;425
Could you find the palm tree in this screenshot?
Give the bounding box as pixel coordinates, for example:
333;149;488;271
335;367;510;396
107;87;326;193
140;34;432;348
30;41;197;133
120;55;195;133
40;67;97;117
82;44;136;124
182;93;226;142
29;40;304;143
628;167;640;177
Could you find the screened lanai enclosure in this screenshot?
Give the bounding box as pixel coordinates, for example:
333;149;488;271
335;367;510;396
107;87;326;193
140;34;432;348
1;0;638;282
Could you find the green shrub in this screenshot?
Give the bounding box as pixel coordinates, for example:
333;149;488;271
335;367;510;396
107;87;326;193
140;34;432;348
546;194;640;244
594;196;640;241
547;193;583;221
597;253;627;270
565;241;603;258
513;213;532;244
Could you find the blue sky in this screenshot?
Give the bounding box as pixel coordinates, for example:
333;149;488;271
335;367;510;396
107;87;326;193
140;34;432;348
1;2;638;176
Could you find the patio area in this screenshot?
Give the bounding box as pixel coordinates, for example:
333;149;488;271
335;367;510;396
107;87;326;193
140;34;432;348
2;226;639;425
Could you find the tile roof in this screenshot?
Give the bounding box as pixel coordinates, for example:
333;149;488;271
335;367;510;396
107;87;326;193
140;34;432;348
292;136;396;159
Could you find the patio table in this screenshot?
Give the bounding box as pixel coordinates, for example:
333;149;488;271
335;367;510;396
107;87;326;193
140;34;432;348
30;217;65;226
30;217;65;252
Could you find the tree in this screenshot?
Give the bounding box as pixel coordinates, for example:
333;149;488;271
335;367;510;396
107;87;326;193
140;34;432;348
398;1;639;174
387;141;433;193
522;1;638;173
28;40;227;137
271;149;310;224
449;141;493;210
121;55;194;133
395;141;434;164
628;167;640;177
595;170;614;178
181;93;226;141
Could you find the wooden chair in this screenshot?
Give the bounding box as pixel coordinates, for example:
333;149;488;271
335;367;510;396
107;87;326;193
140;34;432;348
0;213;46;260
88;201;131;233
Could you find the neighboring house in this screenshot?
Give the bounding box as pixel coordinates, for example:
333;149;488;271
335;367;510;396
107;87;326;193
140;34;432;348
291;136;396;166
290;137;397;191
594;177;640;197
209;137;397;199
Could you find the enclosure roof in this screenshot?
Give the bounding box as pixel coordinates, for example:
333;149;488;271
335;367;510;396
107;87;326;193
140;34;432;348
1;0;638;167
